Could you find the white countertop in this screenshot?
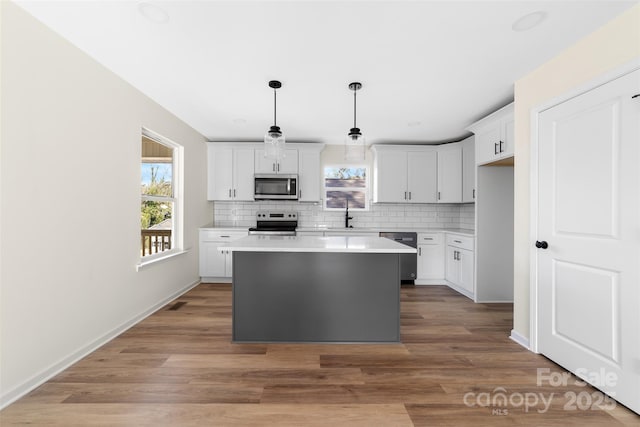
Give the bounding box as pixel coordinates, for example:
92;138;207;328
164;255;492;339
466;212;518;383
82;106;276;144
200;224;475;237
295;226;475;236
218;235;417;254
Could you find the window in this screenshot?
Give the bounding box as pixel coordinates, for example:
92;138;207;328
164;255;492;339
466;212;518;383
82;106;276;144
324;166;368;210
140;129;182;260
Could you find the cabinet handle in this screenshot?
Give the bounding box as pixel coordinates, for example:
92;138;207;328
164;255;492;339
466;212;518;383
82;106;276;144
418;247;422;256
438;192;441;200
273;163;276;172
499;140;504;153
233;189;236;197
423;237;433;241
228;189;232;197
220;236;230;238
473;189;475;199
408;191;412;200
299;189;302;199
404;191;407;200
454;240;462;243
494;143;499;155
277;163;280;172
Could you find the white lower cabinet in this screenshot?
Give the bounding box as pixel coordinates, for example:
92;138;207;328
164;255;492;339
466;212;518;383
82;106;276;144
416;232;445;283
199;229;248;280
444;234;475;298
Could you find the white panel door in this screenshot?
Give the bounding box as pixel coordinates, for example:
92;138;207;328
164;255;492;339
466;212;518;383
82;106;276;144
298;149;321;202
208;147;233;200
277;149;299;174
233;148;255;201
199;242;226;277
407;150;437;203
375;150;406;203
417;244;445;280
458;248;474;294
537;69;639;414
462;136;476;203
437;145;462;203
445;246;459;285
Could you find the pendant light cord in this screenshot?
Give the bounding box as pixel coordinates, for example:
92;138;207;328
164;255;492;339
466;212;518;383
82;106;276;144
353;90;357;128
273;88;277;127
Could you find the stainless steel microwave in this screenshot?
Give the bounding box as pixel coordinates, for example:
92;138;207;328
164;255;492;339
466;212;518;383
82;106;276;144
254;174;298;200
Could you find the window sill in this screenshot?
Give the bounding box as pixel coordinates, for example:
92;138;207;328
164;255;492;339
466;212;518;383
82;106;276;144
136;248;190;271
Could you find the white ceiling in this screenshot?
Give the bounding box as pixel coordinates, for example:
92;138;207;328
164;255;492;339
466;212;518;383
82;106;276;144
15;0;638;145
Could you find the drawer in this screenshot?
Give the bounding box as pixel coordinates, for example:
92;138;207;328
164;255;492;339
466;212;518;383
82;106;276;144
417;232;443;245
200;230;247;242
446;234;474;251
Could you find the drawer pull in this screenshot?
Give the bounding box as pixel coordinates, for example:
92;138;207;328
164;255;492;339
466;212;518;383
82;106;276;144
423;237;433;240
454;239;462;243
220;235;230;238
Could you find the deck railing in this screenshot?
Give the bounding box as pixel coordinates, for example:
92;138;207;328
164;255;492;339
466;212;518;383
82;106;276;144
141;229;172;256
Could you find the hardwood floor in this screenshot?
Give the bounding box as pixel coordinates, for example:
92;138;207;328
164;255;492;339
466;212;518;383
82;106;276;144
2;284;638;426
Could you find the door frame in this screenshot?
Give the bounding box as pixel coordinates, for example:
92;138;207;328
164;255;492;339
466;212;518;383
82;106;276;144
528;58;640;353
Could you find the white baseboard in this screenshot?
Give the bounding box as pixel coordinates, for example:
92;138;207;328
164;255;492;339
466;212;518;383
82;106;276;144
445;281;474;300
201;277;232;283
0;279;201;410
414;279;447;285
510;329;531;350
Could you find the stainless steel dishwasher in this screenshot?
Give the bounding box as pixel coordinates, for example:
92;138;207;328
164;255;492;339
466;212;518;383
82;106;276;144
379;232;417;284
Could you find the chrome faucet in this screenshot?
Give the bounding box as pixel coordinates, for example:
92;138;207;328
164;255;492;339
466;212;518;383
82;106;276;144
345;199;353;228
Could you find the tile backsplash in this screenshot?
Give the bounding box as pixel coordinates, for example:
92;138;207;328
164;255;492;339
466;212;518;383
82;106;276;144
213;201;475;230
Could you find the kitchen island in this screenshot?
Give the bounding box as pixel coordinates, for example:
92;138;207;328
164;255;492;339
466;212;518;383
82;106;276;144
219;235;416;343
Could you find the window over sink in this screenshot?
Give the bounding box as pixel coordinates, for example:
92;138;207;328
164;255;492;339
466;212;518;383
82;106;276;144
324;166;369;211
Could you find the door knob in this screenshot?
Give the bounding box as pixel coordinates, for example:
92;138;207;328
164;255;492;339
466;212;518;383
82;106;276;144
535;240;548;249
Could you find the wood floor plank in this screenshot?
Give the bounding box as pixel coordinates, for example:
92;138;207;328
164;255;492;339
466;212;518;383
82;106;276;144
163;353;320;369
260;383;444;404
2;283;638;426
0;403;414;426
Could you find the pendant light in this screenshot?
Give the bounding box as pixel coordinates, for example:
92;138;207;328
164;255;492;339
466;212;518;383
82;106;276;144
264;80;285;160
345;82;366;161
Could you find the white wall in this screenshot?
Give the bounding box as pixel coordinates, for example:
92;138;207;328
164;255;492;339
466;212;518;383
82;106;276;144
512;5;640;339
0;2;210;406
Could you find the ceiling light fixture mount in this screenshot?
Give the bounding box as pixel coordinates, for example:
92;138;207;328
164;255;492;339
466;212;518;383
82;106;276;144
512;11;547;32
345;82;366;161
137;2;169;24
264;80;285;160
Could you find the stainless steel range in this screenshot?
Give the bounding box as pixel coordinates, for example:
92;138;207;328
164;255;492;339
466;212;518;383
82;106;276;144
248;211;298;236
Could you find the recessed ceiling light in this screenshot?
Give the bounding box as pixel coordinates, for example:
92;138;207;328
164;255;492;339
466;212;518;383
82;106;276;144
407;121;422;127
138;2;169;24
512;11;547;32
233;118;247;125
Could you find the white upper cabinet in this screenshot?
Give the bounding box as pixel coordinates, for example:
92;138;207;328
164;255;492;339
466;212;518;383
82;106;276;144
467;102;514;165
298;145;324;202
461;135;476;203
207;142;323;202
207;143;254;201
408;151;438;203
374;149;407;203
372;146;438;204
373;144;467;204
436;143;462;203
255;148;298;174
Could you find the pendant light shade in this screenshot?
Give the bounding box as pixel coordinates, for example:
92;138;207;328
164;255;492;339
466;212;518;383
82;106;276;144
345;82;366;161
264;80;285;160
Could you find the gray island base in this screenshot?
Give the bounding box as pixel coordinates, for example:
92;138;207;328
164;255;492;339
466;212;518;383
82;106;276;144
232;250;401;343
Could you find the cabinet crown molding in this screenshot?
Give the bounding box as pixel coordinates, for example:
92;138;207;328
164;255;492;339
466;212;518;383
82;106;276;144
466;102;514;133
206;141;325;151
